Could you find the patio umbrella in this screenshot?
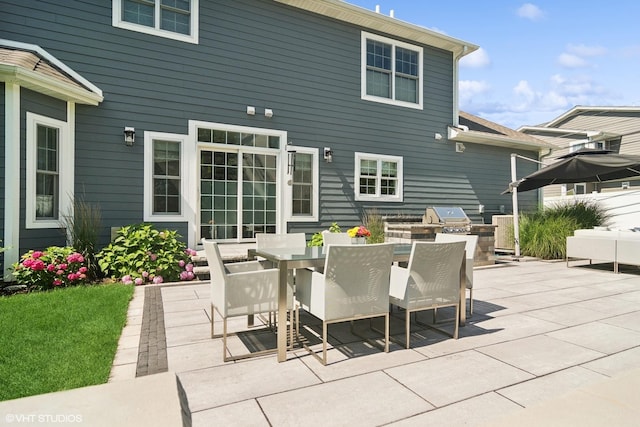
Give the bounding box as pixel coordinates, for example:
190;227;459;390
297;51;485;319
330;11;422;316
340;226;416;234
503;149;640;194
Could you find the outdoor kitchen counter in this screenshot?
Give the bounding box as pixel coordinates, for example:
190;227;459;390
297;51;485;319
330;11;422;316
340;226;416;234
385;223;496;266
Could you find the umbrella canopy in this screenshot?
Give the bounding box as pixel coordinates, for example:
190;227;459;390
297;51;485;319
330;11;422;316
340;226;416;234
503;149;640;193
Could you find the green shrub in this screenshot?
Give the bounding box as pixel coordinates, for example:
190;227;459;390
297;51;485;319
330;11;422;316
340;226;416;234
61;197;102;281
308;222;341;247
363;209;385;244
96;223;196;284
13;246;90;291
519;200;609;259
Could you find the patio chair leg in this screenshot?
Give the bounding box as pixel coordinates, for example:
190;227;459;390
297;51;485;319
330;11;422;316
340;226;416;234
405;309;411;349
322;321;328;366
454;304;459;339
385;313;389;353
210;303;215;339
469;289;474;315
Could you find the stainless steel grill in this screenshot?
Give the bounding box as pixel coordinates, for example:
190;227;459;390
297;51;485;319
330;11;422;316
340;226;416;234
423;206;471;233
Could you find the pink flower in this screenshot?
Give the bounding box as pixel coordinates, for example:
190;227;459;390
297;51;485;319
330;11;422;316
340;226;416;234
59;263;68;271
79;273;87;280
178;260;186;268
47;263;56;272
78;266;87;274
31;260;45;271
23;259;34;268
142;271;149;278
57;270;64;275
153;276;163;284
121;275;132;283
185;263;194;272
187;248;197;256
179;271;189;281
150;254;157;261
32;251;43;259
134;277;144;285
53;279;63;286
186;271;195;280
67;273;77;281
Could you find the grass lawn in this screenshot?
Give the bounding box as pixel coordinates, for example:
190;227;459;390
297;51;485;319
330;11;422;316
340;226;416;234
0;284;134;401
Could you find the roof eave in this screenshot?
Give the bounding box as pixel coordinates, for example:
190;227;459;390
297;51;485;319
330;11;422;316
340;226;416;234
448;127;555;151
0;65;103;105
272;0;479;56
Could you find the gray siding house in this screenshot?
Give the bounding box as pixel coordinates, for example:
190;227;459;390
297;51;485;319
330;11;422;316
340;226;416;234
0;0;546;279
519;106;640;197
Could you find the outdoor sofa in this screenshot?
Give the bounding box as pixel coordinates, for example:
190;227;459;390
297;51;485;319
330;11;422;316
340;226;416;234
566;228;640;273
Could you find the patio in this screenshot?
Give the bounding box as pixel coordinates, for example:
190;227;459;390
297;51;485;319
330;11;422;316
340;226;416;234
110;257;640;426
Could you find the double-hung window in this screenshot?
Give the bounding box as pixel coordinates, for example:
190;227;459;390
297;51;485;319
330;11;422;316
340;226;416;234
25;113;71;229
144;132;188;221
113;0;199;44
286;146;319;221
354;152;403;202
361;32;423;109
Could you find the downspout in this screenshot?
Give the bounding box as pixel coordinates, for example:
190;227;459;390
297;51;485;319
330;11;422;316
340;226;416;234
452;45;468;127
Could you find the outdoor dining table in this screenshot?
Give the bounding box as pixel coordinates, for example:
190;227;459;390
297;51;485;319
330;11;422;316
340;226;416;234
252;244;467;362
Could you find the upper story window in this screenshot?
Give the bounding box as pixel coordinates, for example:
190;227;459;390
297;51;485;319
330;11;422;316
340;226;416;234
26;113;72;229
569;140;609;152
354;152;403;202
113;0;199;44
361;32;423;110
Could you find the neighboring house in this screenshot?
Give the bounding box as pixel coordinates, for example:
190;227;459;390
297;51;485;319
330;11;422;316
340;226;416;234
520;106;640;197
518;106;640;228
0;0;546;279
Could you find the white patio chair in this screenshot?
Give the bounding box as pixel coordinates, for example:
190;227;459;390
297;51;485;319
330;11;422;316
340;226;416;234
321;231;352;246
435;233;478;314
295;243;395;365
203;239;294;362
254;232;305;338
389;241;465;348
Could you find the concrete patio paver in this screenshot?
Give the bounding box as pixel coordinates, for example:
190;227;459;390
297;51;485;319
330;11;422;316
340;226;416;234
109;257;640;425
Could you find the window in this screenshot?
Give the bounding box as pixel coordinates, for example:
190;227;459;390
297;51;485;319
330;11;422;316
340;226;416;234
25;113;71;229
144;132;189;221
113;0;199;44
286;147;319;221
354;152;403;202
153;140;181;214
361;32;423;109
569;140;609;152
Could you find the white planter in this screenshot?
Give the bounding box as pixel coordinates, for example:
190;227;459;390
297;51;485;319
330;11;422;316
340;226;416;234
351;237;366;244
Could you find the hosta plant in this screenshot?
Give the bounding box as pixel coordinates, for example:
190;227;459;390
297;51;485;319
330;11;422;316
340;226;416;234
97;223;197;285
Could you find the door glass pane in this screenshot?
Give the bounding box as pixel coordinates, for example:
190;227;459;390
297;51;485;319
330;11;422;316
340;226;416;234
200;150;238;240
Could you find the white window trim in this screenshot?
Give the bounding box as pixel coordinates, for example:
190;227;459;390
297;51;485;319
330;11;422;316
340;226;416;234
144;131;190;222
285;146;319;222
112;0;199;44
25;112;72;229
361;31;423;110
188;120;287;242
354;152;404;202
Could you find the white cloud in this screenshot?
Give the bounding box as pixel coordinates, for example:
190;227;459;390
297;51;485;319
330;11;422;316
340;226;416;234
459;80;490;103
460;48;490;68
557;53;589;68
567;43;607;57
517;3;544;21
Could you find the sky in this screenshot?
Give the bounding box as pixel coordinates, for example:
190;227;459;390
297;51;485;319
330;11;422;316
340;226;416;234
347;0;640;129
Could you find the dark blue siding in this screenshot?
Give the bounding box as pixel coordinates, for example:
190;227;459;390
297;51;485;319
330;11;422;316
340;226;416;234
0;0;539;245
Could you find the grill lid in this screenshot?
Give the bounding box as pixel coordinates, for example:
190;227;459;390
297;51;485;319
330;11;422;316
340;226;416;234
423;206;470;224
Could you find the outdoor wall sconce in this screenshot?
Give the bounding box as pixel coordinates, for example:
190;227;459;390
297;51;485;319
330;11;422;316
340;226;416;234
124;127;135;146
264;108;274;118
323;147;333;163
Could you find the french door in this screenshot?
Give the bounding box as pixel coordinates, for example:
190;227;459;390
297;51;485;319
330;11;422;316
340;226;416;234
199;148;278;241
